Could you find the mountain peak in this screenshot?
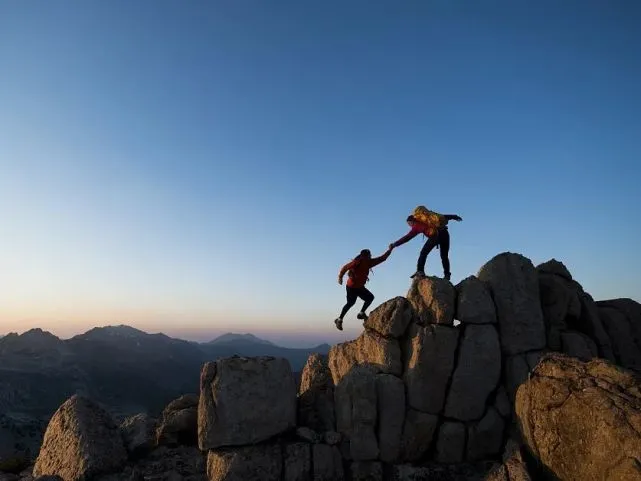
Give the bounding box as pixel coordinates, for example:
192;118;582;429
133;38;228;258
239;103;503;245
0;328;62;350
79;325;149;339
208;333;275;346
22;328;60;340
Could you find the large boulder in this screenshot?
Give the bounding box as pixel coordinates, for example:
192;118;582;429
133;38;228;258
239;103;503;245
376;374;405;463
198;357;296;450
334;365;378;461
403;324;459;414
455;276;497;325
120;413;157;459
538;271;577;350
575;292;616;362
364;297;414;338
598;298;641;346
356;330;402;377
598;306;641;372
407;276;456;326
156;394;198;447
536;259;583;336
444;324;501;421
33;395;127;481
328;331;402;385
477;253;546;355
536;259;572;280
298;354;335;432
516;353;641;481
207;445;281;481
328;340;359;385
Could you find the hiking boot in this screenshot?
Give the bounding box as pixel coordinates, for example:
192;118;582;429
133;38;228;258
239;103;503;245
334;318;343;331
410;270;426;279
357;311;368;321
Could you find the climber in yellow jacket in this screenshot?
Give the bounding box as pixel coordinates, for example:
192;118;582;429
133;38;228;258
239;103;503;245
390;207;462;281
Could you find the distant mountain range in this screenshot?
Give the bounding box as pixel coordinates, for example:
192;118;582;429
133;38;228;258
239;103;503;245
207;332;275;346
0;325;330;458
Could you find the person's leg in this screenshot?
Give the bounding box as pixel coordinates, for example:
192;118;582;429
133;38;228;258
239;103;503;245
439;228;451;280
414;235;439;276
356;287;375;319
336;287;357;330
339;288;358;319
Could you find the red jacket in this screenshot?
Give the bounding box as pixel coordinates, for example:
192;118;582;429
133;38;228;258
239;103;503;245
339;251;391;288
391;221;437;247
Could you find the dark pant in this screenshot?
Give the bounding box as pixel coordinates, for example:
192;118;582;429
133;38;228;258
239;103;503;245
417;227;450;276
339;286;375;319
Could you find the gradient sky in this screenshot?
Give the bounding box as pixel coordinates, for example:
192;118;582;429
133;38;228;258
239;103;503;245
1;1;639;347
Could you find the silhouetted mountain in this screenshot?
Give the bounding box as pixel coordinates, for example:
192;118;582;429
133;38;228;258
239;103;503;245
0;325;330;457
76;324;150;340
208;332;275;346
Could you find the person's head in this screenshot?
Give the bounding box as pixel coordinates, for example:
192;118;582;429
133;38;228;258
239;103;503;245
358;249;372;259
406;215;416;226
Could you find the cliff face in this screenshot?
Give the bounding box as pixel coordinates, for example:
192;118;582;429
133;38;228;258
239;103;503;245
7;252;641;481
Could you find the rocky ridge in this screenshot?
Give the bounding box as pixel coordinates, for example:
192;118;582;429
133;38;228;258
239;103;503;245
2;252;640;481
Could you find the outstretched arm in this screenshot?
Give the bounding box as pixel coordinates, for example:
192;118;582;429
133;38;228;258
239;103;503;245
445;214;462;221
369;246;393;267
338;259;357;285
390;229;419;248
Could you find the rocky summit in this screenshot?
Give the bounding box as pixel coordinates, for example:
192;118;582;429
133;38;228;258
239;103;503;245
2;251;641;481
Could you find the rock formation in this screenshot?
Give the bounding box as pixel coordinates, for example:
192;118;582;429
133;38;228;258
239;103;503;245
32;395;127;481
6;250;640;481
516;353;641;480
156;394;198;447
198;357;296;450
120;413;157;459
297;354;335;433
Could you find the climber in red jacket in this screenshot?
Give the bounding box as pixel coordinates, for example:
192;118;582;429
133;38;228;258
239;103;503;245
390;213;462;281
334;246;394;331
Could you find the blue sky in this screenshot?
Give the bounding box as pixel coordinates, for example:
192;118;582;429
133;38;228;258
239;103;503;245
0;1;639;346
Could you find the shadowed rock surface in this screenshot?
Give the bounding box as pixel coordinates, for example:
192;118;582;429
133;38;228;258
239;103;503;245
334;365;379;461
478;253;546;355
156;394;198;447
455;276;497;325
402;324;459;414
120;413;157;459
444;324;501;421
297;354;335;433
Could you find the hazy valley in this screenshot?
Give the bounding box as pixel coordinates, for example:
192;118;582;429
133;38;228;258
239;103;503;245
0;325;330;458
